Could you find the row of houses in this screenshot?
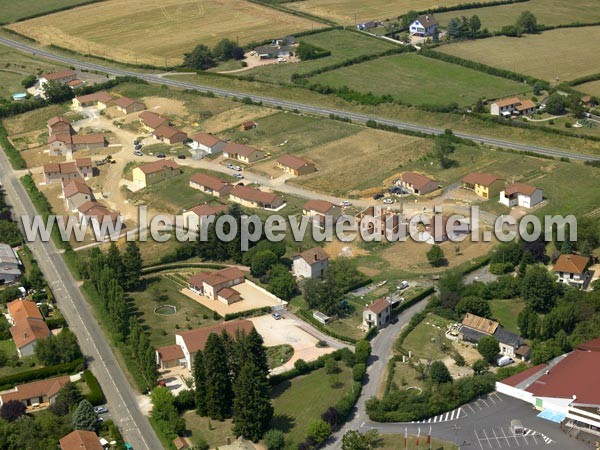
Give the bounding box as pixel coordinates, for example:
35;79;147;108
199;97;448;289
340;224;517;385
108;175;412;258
461;172;544;208
43;158;93;184
47;116;107;157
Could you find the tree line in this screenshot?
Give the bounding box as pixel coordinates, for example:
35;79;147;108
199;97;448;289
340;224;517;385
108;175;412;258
183;39;245;70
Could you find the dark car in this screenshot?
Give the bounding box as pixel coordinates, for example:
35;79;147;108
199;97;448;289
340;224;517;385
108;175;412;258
373;193;384;200
156;153;166;158
177;154;186;159
391;316;399;324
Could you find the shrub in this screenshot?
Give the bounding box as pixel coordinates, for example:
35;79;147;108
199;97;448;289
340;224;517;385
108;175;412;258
83;370;105;406
352;363;366;382
294;359;309;373
264;429;285;450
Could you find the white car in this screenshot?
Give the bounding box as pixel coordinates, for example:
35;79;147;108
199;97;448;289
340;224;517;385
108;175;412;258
94;406;108;414
234;165;242;171
233;173;244;179
383;198;394;204
226;163;235;169
340;200;352;207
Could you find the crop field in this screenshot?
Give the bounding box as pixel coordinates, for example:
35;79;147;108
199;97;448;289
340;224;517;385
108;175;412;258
436;0;600;31
438;27;600;82
246;29;398;83
579;80;600;97
8;0;323;66
286;0;497;24
0;0;95;24
308;53;530;106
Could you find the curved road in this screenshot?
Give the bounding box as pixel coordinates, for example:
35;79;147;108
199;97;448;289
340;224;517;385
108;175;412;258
1;36;599;162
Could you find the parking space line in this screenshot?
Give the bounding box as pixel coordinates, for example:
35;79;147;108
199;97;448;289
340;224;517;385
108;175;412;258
480;398;489;407
531;433;538;445
488;395;496;405
511;431;520;446
493;392;503;402
444;412;449;421
500;427;512;448
467;403;476;413
476;401;483;410
491;428;503;448
522;435;530;446
475;430;485;450
482;429;493;449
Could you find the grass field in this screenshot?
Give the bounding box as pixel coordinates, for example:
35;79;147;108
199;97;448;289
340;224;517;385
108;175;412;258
489;299;525;335
0;0;95;24
309;53;530;106
8;0;323;66
286;0;497;24
270;366;352;450
578;79;600;97
436;0;600;31
246;29;398;83
184;412;234;449
402;314;452;361
438;27;600;82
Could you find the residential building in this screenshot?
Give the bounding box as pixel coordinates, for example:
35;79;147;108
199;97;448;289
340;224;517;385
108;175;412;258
153;125;188;145
139;111;170;131
182;203;228;230
461;173;504;199
59;430;103;450
499;183;543;208
47;116;74;136
189;173;233;197
187;267;246;303
155;344;186;370
363;298;392;329
38;69;78;87
255;45;292;59
7;299;51;357
62;178;95;211
581;95;597;107
132;159;181;188
223;143;265;164
72;91;114;109
409;14;439;36
497;338;600;433
490;97;537;116
77;201;121;233
240;121;257;131
0;375;70;409
43;159;93;184
416;215;470;244
356;20;383;31
356;206;402;241
229;185;284;210
553;254;592;289
292;247;329;279
190;132;227;154
459;313;529;360
516;99;537;116
113;97;146;114
277;154;317;176
0;243;21;285
398;172;439;195
48;133;107;156
302;199;341;228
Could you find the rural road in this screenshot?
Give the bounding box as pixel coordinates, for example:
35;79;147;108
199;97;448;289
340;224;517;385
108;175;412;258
1;36;599;162
0;145;163;450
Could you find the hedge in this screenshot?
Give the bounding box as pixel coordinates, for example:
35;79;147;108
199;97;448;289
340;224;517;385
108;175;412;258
392;287;435;316
83;369;106;405
297;309;358;344
0;358;85;391
0;122;26;169
141;262;228;274
223;306;272;321
45;317;67;330
567;72;600;87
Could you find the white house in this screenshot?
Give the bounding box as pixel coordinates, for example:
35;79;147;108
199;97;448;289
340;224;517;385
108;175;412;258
292;248;329;279
0;243;21;285
491;97;537;116
190;133;227;154
409;14;439;37
363;298;392;329
553;254;592;289
499;183;543;208
182;204;228;230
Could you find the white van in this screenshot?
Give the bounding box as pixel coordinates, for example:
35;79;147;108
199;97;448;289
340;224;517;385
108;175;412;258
511;419;524;435
497;355;514;367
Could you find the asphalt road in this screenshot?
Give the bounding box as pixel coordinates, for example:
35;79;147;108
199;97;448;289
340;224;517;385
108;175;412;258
1;36;599;162
0;146;162;450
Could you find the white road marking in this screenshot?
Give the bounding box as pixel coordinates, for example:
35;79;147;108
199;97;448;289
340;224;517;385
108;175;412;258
501;427;512;447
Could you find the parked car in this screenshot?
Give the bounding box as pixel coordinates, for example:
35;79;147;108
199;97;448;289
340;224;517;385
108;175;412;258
133;150;143;156
272;313;282;320
227;163;235;169
233;173;244;179
511;419;524;435
497;356;514;367
234;165;242;171
177;154;186;159
373;193;384;200
157;379;167;387
94;406;108;414
133;139;140;145
156;153;166;158
134;144;142;150
340;200;352;207
398;280;409;290
383;198;394;204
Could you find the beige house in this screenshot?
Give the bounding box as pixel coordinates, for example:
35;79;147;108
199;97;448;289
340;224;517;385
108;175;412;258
187;267;245;303
190;133;227;154
47;116;74;136
182;204;228;230
292;247;329;279
277;154;316;176
132;159;181;188
0;375;70;409
43;159;93;184
8;299;51;358
62;178;95;211
189;173;233;197
38;69;78;87
398;172;439;195
491;97;537;116
459;313;528;360
113;97;146;114
48;134;106;156
72;91;114;109
139;111;170;131
461;173;504;199
155;344;186;370
554;254;592;289
153;125;188;145
229;185;284;210
223;143;265;164
363;298;392;329
302;199;341;228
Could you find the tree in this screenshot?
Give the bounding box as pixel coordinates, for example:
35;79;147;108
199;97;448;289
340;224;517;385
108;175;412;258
517;307;539;339
232;362;273;441
245;328;270;378
455;296;491;318
434;135;456;169
21;75;37;89
469;15;481;36
43;80;73;103
516;11;538;34
0;220;22;247
122;241;142;291
267;265;296;300
447;18;462;38
545;93;566;115
151;387;186;439
213;39;244;61
521;265;558;313
308;419;331;445
194;350;208;416
72;400;98;431
50;382;83;416
324;357;340;374
472;359;489;374
0;400;26;422
477;336;499;364
250;250;279;277
533;82;543;96
473;97;485;113
429;361;452;384
183;44;216;70
35;328;82;365
518;250;535;278
341;429;380;450
426;245;446;267
264;429;285;450
354;340;371;364
203;333;233;419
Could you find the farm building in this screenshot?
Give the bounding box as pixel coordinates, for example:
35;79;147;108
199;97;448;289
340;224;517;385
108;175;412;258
229;185;284;210
409;14;438;37
292;247;329;279
190;132;227;154
363;298;392;329
277;154;316;176
113;97;146;114
398;172;439;195
153;125;188;145
553;254;592;289
461;173;504;199
139;111;170;131
499;183;543;208
189;173;233;198
132;159;181;188
223;143;265;164
0;243;21;285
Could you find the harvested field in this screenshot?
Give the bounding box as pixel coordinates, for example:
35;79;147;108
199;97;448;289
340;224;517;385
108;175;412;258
0;0;94;24
579;80;600;97
8;0;323;66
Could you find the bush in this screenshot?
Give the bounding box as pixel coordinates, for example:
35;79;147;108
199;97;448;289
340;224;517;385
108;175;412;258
352;363;366;382
174;389;196;411
490;262;514;275
83;370;105;406
294;359;309;373
0;122;26;169
264;429;285;450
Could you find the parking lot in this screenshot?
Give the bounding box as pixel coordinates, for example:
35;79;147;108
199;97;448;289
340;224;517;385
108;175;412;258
474;427;553;449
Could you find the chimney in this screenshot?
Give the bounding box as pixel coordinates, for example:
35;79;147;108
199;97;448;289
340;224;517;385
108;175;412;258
314;253;318;262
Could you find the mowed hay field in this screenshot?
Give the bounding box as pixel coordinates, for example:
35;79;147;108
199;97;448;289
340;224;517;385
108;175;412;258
0;0;93;23
439;27;600;82
8;0;323;66
309;53;529;106
436;0;600;30
287;0;497;24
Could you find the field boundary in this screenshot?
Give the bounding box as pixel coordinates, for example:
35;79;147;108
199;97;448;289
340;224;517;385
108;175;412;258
246;0;338;25
0;0;108;26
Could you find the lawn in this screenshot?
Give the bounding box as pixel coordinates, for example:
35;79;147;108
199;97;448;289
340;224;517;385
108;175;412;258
309;53;530;107
3;104;71;135
183;412;234;449
8;0;323;66
402;314;452;361
270;366;353;450
438;27;600;82
267;344;294;369
436;0;600;31
489;299;525;335
0;339;41;378
391;360;426;391
578;79;600;97
127;274;221;348
0;0;95;24
286;0;498;24
246;29;398;83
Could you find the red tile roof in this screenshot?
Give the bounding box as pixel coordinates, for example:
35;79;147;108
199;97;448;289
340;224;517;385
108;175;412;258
297;247;328;264
303;199;337;215
230;185;281;206
494;97;521;108
224;142;264;158
47;116;70;127
188;204;228;217
153;125;187;140
188;267;245;289
366;298;391;314
75;91;114;104
60;430;103;450
0;375;70;404
191;132;223;147
500;364;547;387
553;254;591;274
516;99;537;111
76;157;93;167
42;69;77;81
503;183;538;196
139;111;169;129
277;154;316;171
62;178;93;198
7;299;43;322
189;173;232;193
400;172;438;190
177;320;254;354
137;159;180;175
156;344;184;362
113;97;144;109
462;173;499;187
